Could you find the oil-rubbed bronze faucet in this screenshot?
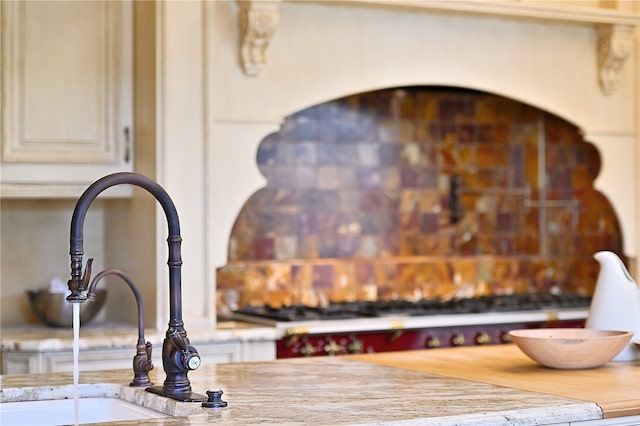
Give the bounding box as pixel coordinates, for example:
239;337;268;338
87;267;154;387
66;172;206;402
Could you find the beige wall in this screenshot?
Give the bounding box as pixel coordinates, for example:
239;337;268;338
0;199;106;326
206;1;640;276
2;0;639;329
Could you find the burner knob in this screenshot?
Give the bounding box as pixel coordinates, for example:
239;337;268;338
475;332;491;345
425;336;441;348
347;338;364;354
500;332;513;344
323;339;344;356
451;333;466;347
300;342;316;357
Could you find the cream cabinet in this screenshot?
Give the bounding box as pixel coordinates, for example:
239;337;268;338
0;0;133;198
1;340;276;374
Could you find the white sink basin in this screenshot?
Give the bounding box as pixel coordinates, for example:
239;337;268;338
1;396;167;426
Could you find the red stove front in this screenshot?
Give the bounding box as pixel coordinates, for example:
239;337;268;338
233;294;591;358
276;320;585;358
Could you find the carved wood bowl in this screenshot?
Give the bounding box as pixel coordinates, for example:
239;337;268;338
509;328;633;369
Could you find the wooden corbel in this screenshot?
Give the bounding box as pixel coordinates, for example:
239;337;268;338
237;0;281;76
597;24;635;95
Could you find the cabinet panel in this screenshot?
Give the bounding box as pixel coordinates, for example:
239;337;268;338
2;351;42;375
242;340;276;361
0;0;133;198
0;341;273;374
45;348;135;373
196;342;243;364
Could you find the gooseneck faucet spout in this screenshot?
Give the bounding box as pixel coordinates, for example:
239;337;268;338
87;268;154;387
67;172;206;402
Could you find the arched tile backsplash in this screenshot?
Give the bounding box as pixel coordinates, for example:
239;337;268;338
216;86;623;313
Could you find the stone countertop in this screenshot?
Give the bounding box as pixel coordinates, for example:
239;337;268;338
0;322;278;352
350;345;640;419
1;347;614;426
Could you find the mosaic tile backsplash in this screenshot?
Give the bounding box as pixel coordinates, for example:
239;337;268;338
216;87;624;314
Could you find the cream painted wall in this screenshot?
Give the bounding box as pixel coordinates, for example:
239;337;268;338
0;200;106;326
205;1;639;281
101;0;159;329
212;4;634;129
1;0;638;329
98;0;212;331
152;0;212;329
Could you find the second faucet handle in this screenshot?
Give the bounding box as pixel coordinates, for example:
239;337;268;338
67;258;94;301
168;329;202;371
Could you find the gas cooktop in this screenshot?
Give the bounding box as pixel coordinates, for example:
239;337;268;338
233;293;592;323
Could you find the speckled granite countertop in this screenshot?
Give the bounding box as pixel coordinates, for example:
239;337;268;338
0;321;277;352
1;350;607;425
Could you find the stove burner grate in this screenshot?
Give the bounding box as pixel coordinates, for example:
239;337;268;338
236;303;362;322
234;293;591;322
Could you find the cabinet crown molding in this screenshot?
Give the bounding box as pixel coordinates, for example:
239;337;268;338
236;0;640;94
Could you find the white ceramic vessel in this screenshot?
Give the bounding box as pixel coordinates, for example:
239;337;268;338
585;251;640;361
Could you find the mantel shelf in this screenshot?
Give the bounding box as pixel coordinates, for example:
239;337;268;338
304;0;640;26
236;0;639;94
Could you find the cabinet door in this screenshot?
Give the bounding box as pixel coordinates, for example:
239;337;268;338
0;0;133;198
45;348;136;373
2;351;44;374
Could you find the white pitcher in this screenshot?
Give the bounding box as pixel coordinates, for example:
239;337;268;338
585;251;640;361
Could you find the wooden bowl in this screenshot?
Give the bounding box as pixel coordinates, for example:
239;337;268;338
509;328;633;369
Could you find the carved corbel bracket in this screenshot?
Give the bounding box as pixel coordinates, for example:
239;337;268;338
597;24;635;95
237;0;281;76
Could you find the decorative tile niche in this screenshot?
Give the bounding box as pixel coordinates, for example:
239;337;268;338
216;86;624;315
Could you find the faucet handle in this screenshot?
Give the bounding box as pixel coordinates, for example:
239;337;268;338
143;341;154;372
168;328;201;371
145;341;153;359
168;328;187;350
81;258;93;288
67;258;94;302
131;340;154;387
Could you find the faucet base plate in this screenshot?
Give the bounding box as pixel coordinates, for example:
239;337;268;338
146;386;207;402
